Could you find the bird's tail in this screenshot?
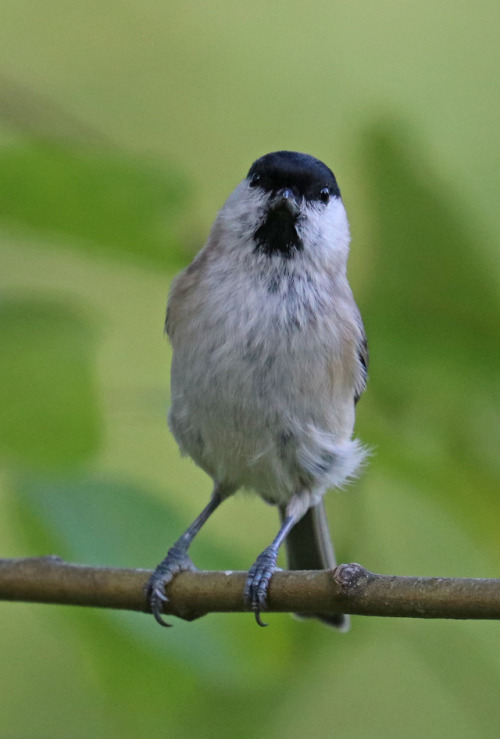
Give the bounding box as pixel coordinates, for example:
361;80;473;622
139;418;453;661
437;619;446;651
280;500;349;631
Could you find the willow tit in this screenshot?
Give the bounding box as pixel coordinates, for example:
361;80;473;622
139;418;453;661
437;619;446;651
148;151;368;629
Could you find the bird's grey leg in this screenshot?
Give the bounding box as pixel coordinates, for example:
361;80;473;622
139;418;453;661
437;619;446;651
148;487;222;626
244;510;300;627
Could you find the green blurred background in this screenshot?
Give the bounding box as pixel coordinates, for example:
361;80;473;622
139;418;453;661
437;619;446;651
0;2;499;737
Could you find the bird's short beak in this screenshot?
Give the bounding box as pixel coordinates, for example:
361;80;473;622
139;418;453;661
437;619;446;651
269;188;301;218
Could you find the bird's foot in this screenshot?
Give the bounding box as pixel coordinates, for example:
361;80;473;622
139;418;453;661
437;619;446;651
148;545;197;627
244;545;279;627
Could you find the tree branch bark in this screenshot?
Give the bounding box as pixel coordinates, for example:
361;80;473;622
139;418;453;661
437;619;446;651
1;557;500;622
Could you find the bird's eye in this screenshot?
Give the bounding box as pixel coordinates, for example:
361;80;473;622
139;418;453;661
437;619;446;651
249;173;261;188
319;187;330;204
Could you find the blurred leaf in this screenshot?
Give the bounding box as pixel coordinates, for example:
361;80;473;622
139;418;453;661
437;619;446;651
12;473;229;569
9;472;301;692
10;473;243;677
0;140;192;269
358;121;500;547
10;475;300;690
361;120;499;392
0;294;101;470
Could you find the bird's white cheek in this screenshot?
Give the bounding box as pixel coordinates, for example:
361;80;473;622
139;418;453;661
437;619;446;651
298;200;350;264
218;181;269;250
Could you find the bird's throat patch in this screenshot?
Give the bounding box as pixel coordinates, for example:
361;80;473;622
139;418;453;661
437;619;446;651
253;211;303;258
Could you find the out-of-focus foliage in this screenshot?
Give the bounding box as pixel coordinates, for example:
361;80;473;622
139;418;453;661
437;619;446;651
0;295;101;469
0;141;191;269
359;123;500;550
0;2;499;738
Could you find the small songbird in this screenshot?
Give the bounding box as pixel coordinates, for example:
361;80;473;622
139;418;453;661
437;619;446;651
148;151;368;629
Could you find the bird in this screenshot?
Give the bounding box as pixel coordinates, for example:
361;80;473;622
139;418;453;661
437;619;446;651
148;150;368;629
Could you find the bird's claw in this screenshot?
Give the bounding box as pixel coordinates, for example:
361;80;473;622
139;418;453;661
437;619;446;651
147;545;196;627
150;587;173;627
244;545;278;627
254;611;269;628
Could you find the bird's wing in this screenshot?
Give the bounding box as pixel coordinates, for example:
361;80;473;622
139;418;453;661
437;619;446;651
353;305;368;405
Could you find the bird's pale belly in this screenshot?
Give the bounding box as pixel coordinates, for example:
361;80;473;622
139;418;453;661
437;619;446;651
169;346;359;504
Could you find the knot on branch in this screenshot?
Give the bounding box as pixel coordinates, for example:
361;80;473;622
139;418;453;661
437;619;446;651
334;562;370;593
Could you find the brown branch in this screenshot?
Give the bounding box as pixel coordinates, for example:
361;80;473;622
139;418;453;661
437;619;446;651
1;557;500;622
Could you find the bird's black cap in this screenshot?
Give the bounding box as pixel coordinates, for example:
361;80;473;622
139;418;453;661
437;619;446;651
247;151;340;201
